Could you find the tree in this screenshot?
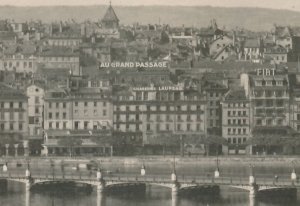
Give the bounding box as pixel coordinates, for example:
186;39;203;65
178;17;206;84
58;137;83;157
148;134;180;156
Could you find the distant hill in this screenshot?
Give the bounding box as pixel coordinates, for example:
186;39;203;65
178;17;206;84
1;5;300;31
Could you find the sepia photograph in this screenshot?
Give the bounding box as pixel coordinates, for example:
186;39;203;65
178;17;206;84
1;0;300;205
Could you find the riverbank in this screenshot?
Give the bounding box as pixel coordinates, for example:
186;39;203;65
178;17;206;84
1;155;299;167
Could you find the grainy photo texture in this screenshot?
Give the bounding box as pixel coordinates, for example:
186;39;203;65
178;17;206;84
0;0;300;205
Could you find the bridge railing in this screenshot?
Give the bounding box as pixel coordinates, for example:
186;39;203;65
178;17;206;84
0;170;300;187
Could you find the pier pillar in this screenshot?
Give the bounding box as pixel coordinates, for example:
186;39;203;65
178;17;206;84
25;167;32;192
2;162;7;172
249;184;258;197
171;183;179;196
97;190;105;206
25;189;30;206
140;164;146;176
171;171;179;196
171;192;179;206
214;168;220;178
291;168;297;184
249;164;258;197
249;175;258;197
96;169;105;193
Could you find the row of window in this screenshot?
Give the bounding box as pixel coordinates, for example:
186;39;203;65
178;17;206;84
227;128;248;135
254;80;285;87
48;121;107;130
74;109;107;116
0;123;24;131
116;105;203;112
48;109;108;119
41;56;78;62
227;103;248;108
74;101;107;107
255;119;284;126
115;123;203;132
115;114;202;122
254;90;286;98
227;110;247;116
146;123;202;132
0;112;24;120
0;102;24;109
49;101;108;108
227;137;247;144
48;102;67;109
3;61;33;68
227;119;248;125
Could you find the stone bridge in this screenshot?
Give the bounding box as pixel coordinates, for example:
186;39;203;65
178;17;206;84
0;168;299;198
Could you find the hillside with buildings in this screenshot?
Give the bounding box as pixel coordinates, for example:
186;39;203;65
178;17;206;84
1;6;300;30
2;3;300;157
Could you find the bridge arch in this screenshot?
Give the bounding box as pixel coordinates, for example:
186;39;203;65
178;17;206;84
28;179;98;191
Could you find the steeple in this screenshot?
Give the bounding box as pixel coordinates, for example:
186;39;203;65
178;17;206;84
101;1;119;29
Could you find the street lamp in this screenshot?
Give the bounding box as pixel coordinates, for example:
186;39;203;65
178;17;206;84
214;155;220;178
291;160;297;182
249;164;256;185
171;154;177;182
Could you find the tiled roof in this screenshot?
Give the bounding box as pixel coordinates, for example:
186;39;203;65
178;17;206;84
0;83;27;100
39;46;79;57
274;26;292;38
244;39;260;48
224;88;247;101
265;45;288;54
3;43;36;55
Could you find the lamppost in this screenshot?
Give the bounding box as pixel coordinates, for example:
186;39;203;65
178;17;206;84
50;159;54;178
214;153;220;178
3;160;8;172
249;164;255;185
291;160;297;183
171;154;177;182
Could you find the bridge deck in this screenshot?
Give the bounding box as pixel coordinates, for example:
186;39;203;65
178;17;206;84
0;172;299;188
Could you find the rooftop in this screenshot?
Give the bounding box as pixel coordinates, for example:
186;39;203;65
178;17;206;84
0;83;27;100
102;4;119;23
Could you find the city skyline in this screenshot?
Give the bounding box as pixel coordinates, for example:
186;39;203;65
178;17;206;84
1;0;300;12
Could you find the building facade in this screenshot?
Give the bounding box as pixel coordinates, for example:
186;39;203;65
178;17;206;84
221;89;251;155
43;85;113;156
241;68;290;129
0;83;29;156
113;83;207;153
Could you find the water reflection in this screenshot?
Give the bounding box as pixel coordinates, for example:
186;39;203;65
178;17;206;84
25;191;30;206
249;195;257;206
171;193;178;206
97;191;106;206
1;182;300;206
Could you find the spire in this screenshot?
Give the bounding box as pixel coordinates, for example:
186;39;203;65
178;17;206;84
101;1;119;29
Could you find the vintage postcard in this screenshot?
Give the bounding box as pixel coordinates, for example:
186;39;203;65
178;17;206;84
0;0;299;205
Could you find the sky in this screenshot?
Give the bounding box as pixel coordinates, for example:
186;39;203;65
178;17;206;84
1;0;300;11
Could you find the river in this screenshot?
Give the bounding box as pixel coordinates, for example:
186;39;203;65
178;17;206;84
0;181;299;206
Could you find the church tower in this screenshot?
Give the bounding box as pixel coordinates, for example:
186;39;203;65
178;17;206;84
101;1;119;29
